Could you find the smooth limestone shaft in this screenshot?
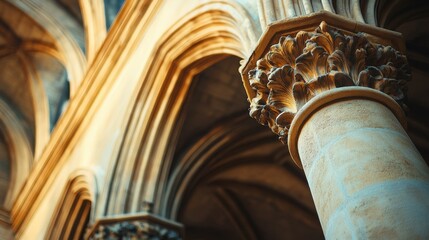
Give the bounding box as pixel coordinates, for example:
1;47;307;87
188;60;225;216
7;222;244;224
289;87;429;239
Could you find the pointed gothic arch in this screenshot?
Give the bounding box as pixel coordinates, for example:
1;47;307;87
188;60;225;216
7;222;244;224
103;0;258;215
0;99;33;210
45;169;97;240
8;0;86;95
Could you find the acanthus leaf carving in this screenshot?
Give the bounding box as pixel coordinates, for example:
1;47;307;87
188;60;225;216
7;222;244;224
248;21;411;143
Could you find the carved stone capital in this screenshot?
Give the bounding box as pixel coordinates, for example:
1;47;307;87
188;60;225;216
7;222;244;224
87;213;183;240
241;13;410;144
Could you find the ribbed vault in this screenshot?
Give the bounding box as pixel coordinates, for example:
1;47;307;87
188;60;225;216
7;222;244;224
160;57;323;239
0;2;71;237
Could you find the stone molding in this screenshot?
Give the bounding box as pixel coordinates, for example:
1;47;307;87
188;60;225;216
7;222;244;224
78;0;107;62
46;170;97;239
287;86;407;167
8;0;86;95
245;20;410;144
257;0;366;29
87;213;183;240
106;2;254;215
11;0;163;235
0;99;32;211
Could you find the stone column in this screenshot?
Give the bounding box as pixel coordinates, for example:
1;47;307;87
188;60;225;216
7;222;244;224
240;12;429;239
289;87;429;238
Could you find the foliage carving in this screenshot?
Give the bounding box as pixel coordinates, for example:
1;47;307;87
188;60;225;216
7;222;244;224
248;21;410;143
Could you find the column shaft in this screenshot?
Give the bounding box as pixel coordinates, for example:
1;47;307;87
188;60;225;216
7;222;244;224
294;88;429;239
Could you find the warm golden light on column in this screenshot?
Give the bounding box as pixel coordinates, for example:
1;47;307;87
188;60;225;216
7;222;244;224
240;12;429;239
288;87;429;238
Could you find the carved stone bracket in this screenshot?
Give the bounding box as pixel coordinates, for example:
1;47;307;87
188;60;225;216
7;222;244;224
245;19;410;144
86;213;183;240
